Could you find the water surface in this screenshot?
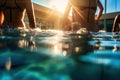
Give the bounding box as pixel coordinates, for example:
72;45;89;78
0;29;120;80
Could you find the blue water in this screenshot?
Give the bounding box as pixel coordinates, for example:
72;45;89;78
0;29;120;80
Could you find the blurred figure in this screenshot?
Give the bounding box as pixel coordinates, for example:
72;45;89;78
0;11;4;26
112;14;120;32
0;0;36;29
62;0;103;32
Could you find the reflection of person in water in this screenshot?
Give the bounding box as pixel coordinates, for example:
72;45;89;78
0;37;36;53
62;34;93;56
0;0;36;29
112;14;120;32
62;0;103;32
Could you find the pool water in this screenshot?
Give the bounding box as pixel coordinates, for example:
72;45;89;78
0;29;120;80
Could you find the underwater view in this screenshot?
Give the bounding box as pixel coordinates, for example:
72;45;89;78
0;28;120;80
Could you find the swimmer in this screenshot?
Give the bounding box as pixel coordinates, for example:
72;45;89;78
62;0;103;32
0;0;36;29
112;14;120;32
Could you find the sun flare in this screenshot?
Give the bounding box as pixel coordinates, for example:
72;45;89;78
49;0;68;13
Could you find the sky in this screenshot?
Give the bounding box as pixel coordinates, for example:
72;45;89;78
32;0;120;14
32;0;50;7
32;0;68;13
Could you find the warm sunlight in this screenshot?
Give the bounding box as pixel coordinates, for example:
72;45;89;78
49;0;68;13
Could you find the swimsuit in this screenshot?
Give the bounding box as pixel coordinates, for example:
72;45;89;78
70;0;98;32
0;0;23;22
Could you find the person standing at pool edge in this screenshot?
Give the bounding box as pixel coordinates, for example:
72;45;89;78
0;0;36;29
62;0;103;32
112;14;120;32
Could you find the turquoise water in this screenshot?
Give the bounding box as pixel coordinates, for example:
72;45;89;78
0;29;120;80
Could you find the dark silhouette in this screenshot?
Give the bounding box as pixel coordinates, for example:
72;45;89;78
0;0;36;29
62;0;103;32
112;14;120;32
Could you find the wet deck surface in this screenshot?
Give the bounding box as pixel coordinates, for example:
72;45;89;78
0;29;120;80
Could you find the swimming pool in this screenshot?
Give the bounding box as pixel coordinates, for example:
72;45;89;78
0;29;120;80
